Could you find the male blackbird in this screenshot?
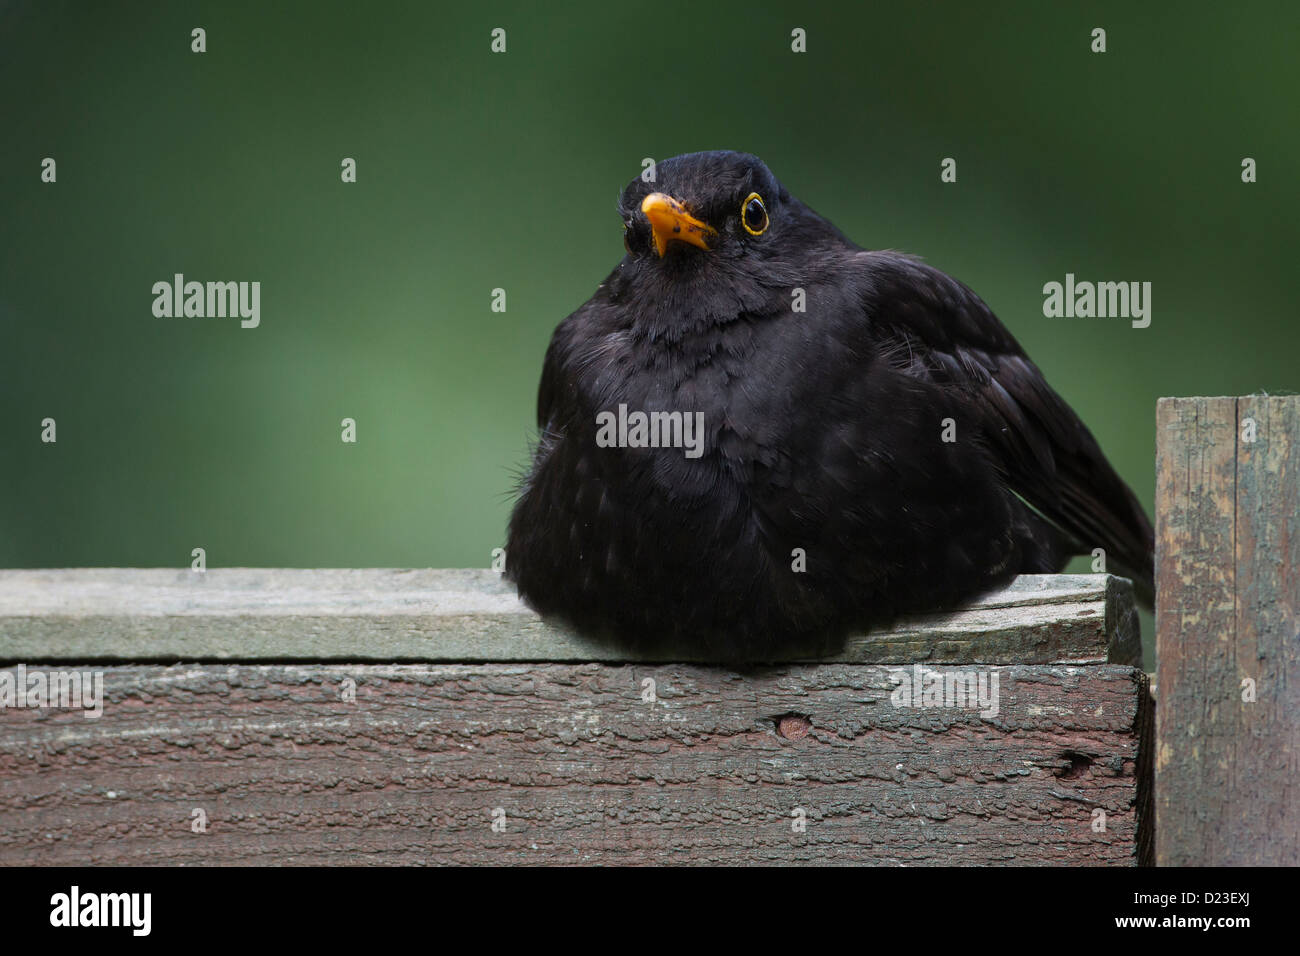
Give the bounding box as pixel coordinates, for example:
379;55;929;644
506;151;1154;659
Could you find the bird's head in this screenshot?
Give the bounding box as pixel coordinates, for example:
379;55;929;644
609;152;849;332
616;151;796;265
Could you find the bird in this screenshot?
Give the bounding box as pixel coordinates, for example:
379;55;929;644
505;150;1154;660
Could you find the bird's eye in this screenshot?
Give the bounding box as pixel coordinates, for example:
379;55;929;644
741;193;768;236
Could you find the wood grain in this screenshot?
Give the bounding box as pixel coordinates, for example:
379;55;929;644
0;662;1150;866
0;568;1149;864
0;570;1138;665
1155;395;1299;865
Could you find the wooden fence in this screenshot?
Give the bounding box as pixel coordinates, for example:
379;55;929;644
1155;395;1298;866
0;572;1147;865
0;395;1294;865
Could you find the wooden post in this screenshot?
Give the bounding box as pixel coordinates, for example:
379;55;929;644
0;571;1150;865
1155;395;1299;866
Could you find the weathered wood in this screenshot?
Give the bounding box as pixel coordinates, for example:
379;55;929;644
0;568;1149;864
0;570;1138;665
1155;395;1299;866
0;662;1150;866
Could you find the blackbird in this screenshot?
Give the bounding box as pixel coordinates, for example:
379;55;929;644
506;150;1154;660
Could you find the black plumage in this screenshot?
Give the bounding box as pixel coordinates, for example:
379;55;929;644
506;151;1153;660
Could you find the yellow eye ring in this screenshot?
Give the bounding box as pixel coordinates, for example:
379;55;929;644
740;192;768;235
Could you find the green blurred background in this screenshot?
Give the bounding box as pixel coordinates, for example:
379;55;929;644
2;1;1297;609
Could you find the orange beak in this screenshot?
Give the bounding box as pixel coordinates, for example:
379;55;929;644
640;192;716;257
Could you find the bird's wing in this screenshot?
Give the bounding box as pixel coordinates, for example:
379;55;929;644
535;305;592;434
853;250;1154;600
536;333;565;432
